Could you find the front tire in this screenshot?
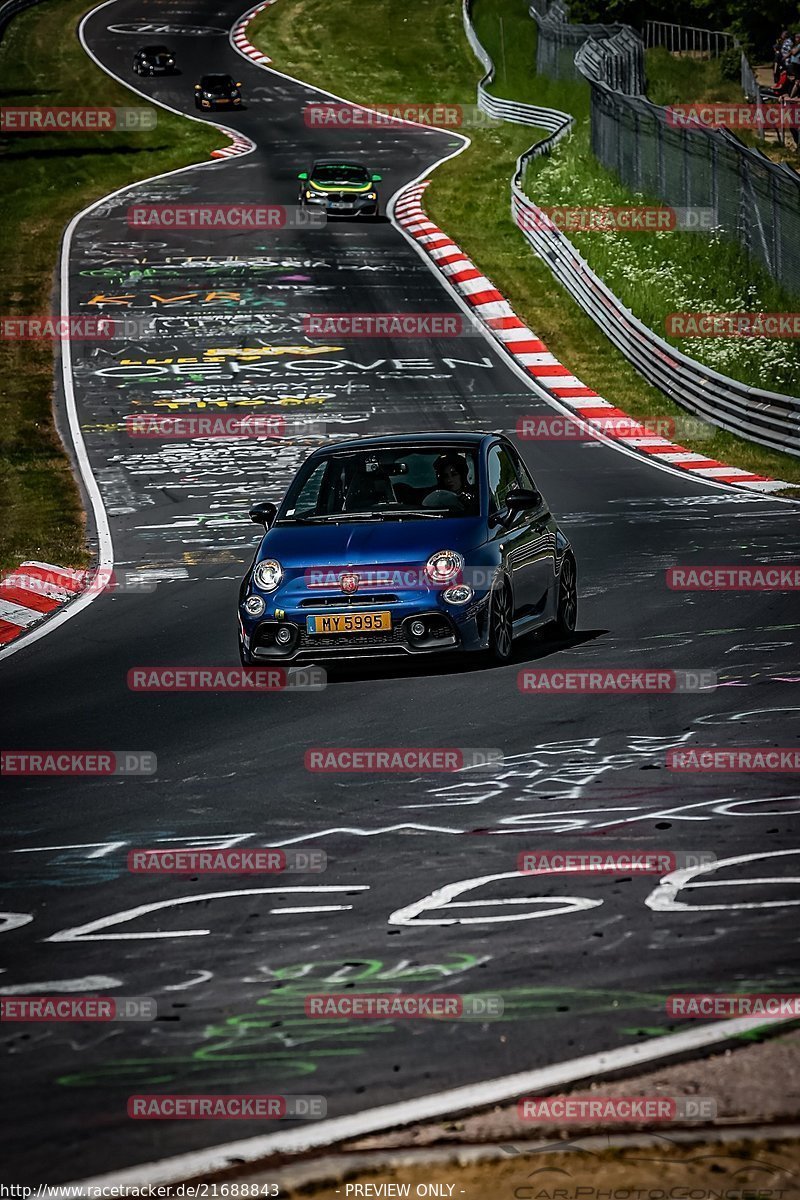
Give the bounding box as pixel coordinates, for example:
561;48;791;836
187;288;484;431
547;553;577;638
487;581;513;663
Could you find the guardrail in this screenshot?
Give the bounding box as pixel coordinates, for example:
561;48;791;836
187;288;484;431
460;0;800;457
0;0;44;39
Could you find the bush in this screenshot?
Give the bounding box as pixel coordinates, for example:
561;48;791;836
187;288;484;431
719;45;742;80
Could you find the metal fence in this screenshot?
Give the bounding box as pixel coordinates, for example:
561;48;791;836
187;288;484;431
580;71;800;295
644;20;736;58
574;27;645;96
458;0;800;457
531;0;623;82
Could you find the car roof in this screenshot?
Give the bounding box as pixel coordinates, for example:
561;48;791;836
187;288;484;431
305;432;499;457
311;160;369;168
200;73;233;81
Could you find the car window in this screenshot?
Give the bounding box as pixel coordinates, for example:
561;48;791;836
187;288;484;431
290;461;328;516
487;445;518;512
509;446;537;492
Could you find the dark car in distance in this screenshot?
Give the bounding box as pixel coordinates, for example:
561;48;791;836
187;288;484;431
133;45;176;75
194;74;243;110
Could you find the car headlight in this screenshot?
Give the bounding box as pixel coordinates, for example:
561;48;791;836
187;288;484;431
443;584;473;605
366;191;377;200
425;550;463;584
253;559;283;592
244;594;266;616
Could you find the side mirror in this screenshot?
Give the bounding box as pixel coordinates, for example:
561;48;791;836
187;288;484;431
371;173;382;181
236;82;243;87
249;501;277;527
194;83;201;90
506;487;544;514
297;172;309;180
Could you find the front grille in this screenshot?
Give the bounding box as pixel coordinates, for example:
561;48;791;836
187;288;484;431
299;593;399;608
300;627;405;649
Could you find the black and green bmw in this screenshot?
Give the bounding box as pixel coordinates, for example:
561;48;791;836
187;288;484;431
297;160;382;218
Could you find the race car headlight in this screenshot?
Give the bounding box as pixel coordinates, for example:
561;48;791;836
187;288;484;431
366;191;377;200
253;559;283;592
425;550;463;584
443;584;473;605
243;594;266;617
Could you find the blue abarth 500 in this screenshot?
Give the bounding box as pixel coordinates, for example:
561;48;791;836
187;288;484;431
238;432;577;665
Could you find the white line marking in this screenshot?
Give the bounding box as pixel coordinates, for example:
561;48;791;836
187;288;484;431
69;1010;799;1188
646;848;800;912
45;887;369;941
0;975;122;994
0;0;255;666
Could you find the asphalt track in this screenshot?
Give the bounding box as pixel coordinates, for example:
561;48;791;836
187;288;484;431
1;0;799;1182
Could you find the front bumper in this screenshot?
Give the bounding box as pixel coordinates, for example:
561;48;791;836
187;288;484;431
200;97;242;109
240;591;490;663
302;195;378;218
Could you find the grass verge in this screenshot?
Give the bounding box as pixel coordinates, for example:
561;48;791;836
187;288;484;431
250;0;800;488
0;0;221;572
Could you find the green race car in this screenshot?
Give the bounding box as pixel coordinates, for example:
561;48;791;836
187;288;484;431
298;159;382;218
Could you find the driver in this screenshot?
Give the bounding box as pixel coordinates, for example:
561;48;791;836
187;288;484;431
431;453;476;507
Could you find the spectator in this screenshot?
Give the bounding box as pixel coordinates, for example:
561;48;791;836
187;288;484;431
788;32;800;81
775;30;791;82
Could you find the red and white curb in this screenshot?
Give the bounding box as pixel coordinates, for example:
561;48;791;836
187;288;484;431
210;129;255;159
0;562;87;647
231;0;275;66
395;182;789;494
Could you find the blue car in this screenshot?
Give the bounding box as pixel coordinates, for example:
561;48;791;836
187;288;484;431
238;432;577;665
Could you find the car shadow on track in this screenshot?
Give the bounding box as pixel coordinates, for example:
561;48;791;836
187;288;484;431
319;628;607;685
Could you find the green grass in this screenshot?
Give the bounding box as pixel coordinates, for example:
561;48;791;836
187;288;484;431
0;0;221;572
250;0;800;487
645;46;744;106
645;45;800;166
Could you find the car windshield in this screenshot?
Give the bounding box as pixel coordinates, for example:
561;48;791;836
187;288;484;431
203;76;234;92
311;164;370;186
279;447;480;523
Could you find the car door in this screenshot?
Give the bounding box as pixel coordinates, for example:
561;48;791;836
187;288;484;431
507;444;557;619
486;442;537;621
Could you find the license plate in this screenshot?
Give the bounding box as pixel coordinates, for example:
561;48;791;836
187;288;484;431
330;201;352;209
307;611;391;635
